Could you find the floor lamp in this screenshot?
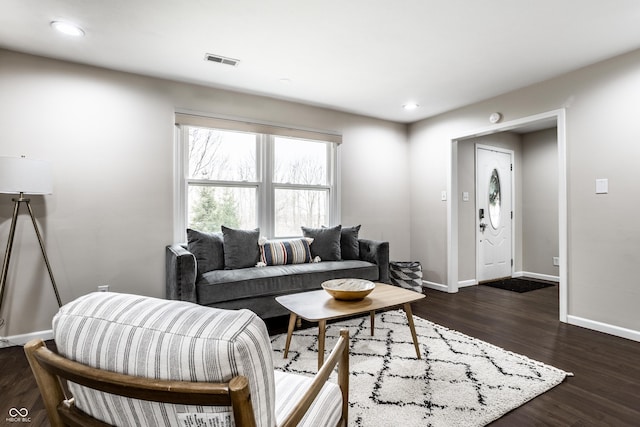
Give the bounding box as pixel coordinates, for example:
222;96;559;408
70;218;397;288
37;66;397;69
0;156;61;329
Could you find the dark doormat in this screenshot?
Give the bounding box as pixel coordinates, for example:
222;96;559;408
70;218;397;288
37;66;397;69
481;277;556;293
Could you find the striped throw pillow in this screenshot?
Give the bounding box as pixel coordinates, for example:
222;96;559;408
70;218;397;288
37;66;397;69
260;238;313;265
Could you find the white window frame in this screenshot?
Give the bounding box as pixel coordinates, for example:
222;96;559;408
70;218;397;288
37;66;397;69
173;113;340;242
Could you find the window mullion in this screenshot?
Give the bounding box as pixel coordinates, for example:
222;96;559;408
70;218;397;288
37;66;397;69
329;144;342;224
187;179;260;187
261;134;274;237
329;142;339;226
272;183;331;190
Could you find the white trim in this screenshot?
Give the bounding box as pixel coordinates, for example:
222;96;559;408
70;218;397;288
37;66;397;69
567;315;640;343
173;124;186;243
423;280;450;292
556;109;568;323
446;141;458;292
260;134;272;236
458;279;477;288
513;271;560;282
457;273;558;287
334;143;342;224
448;109;568;323
0;329;53;348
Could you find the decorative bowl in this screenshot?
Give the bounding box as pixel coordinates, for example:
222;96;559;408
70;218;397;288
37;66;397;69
321;278;375;301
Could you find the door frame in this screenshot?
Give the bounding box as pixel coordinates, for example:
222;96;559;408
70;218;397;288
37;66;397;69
475;144;515;283
447;109;567;323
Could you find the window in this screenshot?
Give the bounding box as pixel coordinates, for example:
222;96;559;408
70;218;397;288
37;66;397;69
174;115;339;240
488;168;501;229
273;137;330;236
186;128;258;232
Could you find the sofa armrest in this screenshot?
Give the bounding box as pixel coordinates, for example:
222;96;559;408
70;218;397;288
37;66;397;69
358;239;390;284
165;244;197;302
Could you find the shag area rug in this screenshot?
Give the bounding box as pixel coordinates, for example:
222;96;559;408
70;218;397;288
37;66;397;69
271;310;570;427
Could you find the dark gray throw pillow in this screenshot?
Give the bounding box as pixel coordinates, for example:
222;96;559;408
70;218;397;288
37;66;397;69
340;224;361;260
301;225;342;261
221;225;260;269
187;228;225;276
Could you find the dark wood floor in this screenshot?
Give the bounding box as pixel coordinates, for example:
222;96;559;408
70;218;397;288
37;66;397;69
2;285;639;426
415;285;640;426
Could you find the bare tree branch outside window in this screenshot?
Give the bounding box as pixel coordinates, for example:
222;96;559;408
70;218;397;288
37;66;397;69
186;128;331;237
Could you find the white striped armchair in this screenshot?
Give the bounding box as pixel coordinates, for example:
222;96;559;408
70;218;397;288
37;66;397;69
25;292;349;427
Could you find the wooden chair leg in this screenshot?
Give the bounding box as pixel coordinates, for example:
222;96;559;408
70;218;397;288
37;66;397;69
338;329;349;425
24;340;67;427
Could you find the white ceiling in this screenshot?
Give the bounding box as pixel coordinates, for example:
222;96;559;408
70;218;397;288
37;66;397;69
2;0;640;123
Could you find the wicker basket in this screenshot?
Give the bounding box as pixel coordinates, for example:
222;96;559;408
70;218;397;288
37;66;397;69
389;261;423;293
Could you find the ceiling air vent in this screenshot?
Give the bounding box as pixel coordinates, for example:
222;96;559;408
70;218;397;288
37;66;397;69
204;53;239;67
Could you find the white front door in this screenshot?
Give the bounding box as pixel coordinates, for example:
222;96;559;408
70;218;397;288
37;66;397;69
476;146;513;282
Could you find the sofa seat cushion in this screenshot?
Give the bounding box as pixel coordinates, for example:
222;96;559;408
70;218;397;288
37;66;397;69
274;370;342;427
197;260;378;305
53;292;276;427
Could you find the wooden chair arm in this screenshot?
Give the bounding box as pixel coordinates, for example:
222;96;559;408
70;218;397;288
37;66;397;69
279;329;349;427
27;340;234;404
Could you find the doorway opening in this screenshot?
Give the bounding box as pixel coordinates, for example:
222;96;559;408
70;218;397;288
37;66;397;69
447;109;567;322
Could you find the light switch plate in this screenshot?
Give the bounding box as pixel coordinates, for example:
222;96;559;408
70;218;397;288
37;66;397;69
595;178;608;194
441;191;447;201
462;192;469;202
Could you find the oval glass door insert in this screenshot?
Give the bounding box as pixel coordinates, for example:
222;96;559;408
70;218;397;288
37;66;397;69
488;168;501;229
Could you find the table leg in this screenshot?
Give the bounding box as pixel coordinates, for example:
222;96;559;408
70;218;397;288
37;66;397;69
283;312;297;359
318;320;326;370
370;310;375;336
403;303;421;359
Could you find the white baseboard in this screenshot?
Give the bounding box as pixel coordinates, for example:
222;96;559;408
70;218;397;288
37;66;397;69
422;280;450;292
455;273;558;289
513;271;560;282
423;279;480;291
458;279;477;288
567;315;640;343
0;329;53;348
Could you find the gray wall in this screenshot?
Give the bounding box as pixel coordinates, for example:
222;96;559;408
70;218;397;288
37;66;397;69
522;128;559;277
409;47;640;333
0;49;411;338
3;43;639;339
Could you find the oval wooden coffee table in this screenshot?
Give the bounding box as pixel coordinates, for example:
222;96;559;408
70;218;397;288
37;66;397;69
275;283;425;369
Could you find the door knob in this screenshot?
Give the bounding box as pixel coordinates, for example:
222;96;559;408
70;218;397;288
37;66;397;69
479;222;487;232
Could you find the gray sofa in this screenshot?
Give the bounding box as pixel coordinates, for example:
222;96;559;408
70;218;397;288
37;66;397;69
166;234;390;319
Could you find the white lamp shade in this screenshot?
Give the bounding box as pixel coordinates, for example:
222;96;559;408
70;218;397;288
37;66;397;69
0;156;53;195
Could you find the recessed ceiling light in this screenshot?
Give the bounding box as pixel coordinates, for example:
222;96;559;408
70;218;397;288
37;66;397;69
51;21;85;37
402;103;419;111
279;78;292;84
